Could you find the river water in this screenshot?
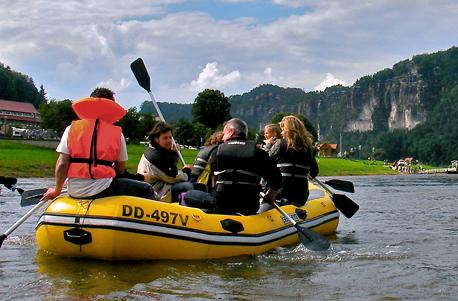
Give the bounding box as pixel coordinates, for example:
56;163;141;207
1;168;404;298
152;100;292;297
0;175;457;300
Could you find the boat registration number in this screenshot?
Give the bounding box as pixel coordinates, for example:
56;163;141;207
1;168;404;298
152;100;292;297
122;205;189;226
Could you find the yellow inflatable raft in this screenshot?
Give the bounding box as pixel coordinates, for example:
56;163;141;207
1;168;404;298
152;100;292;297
36;183;339;260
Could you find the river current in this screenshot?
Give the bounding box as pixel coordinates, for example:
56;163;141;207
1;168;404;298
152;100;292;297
0;175;457;300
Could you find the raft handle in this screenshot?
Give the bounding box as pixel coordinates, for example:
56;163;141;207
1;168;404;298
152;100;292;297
220;219;244;234
64;228;92;245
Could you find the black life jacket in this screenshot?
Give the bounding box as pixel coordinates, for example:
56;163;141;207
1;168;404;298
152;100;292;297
214;140;261;193
276;149;311;185
190;144;218;181
144;145;178;178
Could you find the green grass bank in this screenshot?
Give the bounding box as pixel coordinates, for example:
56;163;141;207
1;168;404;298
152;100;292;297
1;140;398;178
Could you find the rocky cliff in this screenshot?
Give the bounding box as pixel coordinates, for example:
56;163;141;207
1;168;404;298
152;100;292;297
230;46;458;139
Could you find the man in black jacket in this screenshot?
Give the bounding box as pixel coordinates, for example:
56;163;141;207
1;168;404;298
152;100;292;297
209;118;282;215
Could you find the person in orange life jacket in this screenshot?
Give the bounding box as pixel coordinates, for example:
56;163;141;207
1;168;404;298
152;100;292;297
41;87;156;201
268;115;318;206
208;118;282;215
137;121;193;203
189;130;223;191
262;123;282;152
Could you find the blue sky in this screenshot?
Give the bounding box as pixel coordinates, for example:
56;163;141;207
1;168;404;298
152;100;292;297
166;1;311;22
1;0;458;108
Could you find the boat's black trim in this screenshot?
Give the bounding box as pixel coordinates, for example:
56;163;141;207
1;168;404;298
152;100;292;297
35;214;339;247
36;209;338;238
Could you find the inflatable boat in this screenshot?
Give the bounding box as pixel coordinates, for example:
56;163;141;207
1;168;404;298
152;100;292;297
35;183;339;260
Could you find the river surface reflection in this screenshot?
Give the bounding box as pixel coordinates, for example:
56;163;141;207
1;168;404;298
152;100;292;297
0;175;457;300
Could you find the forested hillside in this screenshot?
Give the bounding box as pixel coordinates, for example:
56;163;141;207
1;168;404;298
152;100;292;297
139;100;192;123
0;63;46;107
3;46;457;165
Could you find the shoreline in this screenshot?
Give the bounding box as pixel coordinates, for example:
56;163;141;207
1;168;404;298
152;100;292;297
1;139;447;178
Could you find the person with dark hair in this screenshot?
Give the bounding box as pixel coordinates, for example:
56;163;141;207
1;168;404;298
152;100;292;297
41;87;156;201
207;118;282;215
90;87;115;100
269;115;319;205
137;121;193;202
189;130;223;189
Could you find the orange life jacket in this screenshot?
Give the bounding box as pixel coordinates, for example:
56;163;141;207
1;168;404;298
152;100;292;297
67;97;126;179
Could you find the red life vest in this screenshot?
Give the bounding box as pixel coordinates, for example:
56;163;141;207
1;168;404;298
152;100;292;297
67;97;126;179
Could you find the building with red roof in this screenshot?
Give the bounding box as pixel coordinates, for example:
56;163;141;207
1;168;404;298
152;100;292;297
0;99;40;127
318;143;338;157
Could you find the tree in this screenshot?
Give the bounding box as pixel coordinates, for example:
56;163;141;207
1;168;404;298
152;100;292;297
0;62;46;107
193;122;211;146
271;112;318;141
192;89;231;129
174;119;195;146
38;100;77;135
138;113;157;141
39;85;47;102
119;109;158;143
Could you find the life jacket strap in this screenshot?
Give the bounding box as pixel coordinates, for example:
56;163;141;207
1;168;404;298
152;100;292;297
215;180;258;186
280;173;308;179
69;157;114;167
276;163;310;170
214;168;260;178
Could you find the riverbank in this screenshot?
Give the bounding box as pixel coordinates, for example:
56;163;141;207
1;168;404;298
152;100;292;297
1;140;398;178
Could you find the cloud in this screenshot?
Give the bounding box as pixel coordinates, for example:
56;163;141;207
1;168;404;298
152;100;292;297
189;62;241;91
272;0;314;8
97;78;132;93
1;1;458;108
314;73;348;91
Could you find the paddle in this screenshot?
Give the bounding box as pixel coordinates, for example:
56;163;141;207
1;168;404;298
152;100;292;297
0;200;49;248
272;202;330;251
20;188;50;207
323;179;354;193
313;178;359;218
130;58;186;166
0;176;24;194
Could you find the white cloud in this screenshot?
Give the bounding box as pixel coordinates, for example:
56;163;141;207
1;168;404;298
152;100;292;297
97;78;132;93
1;1;458;107
264;67;274;81
189;62;241;91
272;0;314;8
314;73;348;91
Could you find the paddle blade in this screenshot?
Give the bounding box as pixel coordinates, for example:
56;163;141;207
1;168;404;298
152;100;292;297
130;58;151;92
20;188;49;207
295;224;330;251
0;176;18;190
0;234;6;248
324;179;355;193
332;194;359;218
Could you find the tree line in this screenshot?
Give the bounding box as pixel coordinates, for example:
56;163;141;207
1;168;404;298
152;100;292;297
0;63;46;107
39;89;233;145
3;55;456;166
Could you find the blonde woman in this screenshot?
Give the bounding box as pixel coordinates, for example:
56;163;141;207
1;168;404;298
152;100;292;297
269;115;318;205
